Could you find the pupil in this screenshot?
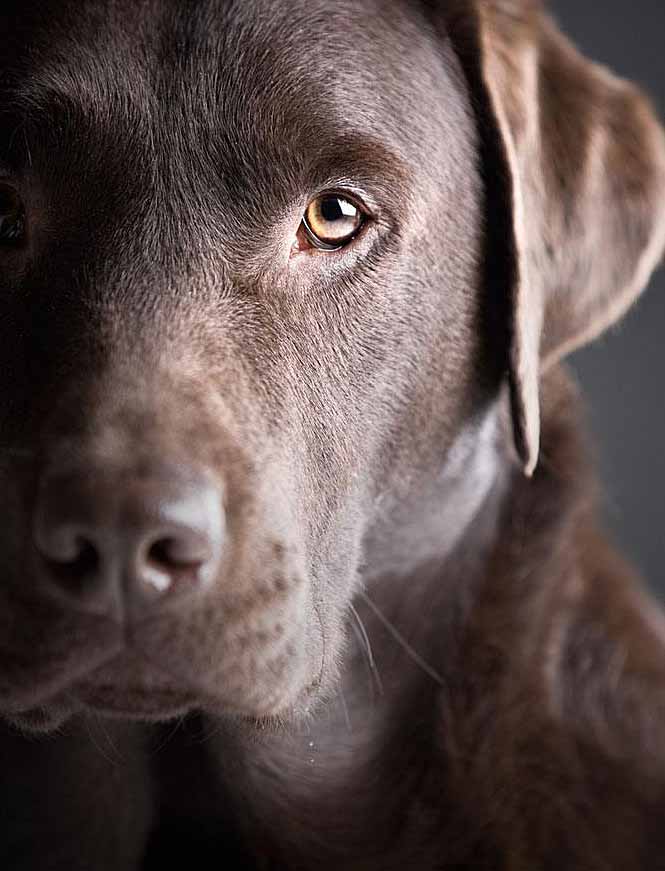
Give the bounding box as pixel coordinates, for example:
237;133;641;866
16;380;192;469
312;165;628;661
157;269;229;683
320;197;345;223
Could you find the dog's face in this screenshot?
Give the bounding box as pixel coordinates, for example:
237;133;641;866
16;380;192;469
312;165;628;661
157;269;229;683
1;0;664;732
0;0;494;729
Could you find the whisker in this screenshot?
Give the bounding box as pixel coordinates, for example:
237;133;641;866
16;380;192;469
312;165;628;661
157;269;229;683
149;714;187;757
82;714;121;767
349;617;377;701
196;716;226;745
357;591;444;688
94;712;126;763
349;602;384;698
337;686;352;733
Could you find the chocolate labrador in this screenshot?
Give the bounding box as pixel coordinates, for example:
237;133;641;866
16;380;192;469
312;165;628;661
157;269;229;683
1;0;665;868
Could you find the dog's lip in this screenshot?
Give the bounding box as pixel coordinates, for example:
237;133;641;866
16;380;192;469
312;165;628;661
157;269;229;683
7;680;311;730
5;700;80;733
0;621;320;724
3;688;194;731
0;638;176;717
74;683;197;720
6;678;296;726
2;663;198;726
0;644;123;715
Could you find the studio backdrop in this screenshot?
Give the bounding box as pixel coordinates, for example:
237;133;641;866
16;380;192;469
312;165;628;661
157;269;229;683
552;0;665;597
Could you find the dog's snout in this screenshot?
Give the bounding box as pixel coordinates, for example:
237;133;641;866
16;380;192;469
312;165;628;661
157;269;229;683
32;462;225;618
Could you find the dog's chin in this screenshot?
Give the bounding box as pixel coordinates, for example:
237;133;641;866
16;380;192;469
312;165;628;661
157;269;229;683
4;698;81;734
3;689;197;735
3;672;323;736
76;685;199;722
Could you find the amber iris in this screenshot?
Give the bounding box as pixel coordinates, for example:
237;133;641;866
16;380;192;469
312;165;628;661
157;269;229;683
302;195;364;250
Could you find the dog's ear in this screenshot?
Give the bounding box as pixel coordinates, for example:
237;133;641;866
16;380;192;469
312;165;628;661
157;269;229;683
440;0;665;475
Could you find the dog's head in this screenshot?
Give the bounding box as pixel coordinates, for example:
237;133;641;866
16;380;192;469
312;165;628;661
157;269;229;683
0;0;663;731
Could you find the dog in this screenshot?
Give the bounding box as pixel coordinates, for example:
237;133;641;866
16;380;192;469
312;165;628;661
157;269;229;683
1;0;665;867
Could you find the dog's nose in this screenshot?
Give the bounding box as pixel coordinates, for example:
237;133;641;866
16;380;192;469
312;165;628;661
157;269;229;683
32;463;224;619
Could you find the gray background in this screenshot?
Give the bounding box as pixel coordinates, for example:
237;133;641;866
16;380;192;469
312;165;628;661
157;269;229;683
550;1;664;596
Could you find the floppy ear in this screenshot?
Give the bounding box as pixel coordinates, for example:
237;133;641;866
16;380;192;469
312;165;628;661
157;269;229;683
441;0;665;475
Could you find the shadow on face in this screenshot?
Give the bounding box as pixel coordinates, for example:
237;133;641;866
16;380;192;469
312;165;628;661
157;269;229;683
0;0;499;732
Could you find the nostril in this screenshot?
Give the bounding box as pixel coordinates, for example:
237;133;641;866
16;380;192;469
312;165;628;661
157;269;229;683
38;535;106;604
139;532;213;596
44;537;100;581
148;537;182;570
147;534;210;570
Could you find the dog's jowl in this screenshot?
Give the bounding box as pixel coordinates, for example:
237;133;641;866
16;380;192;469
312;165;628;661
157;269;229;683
1;1;665;868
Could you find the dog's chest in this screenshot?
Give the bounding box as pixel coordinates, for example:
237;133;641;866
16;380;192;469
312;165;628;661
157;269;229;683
146;758;470;871
147;702;493;871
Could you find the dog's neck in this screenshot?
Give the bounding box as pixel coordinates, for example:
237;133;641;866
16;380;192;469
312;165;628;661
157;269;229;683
189;403;517;865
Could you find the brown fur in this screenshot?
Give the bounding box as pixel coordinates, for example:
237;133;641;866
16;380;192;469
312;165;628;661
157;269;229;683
0;1;664;868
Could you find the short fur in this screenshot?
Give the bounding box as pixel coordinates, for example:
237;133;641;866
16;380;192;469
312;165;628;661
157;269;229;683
1;1;664;868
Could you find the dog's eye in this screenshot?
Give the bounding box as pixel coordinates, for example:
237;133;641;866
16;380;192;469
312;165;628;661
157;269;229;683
0;184;26;246
299;194;366;251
